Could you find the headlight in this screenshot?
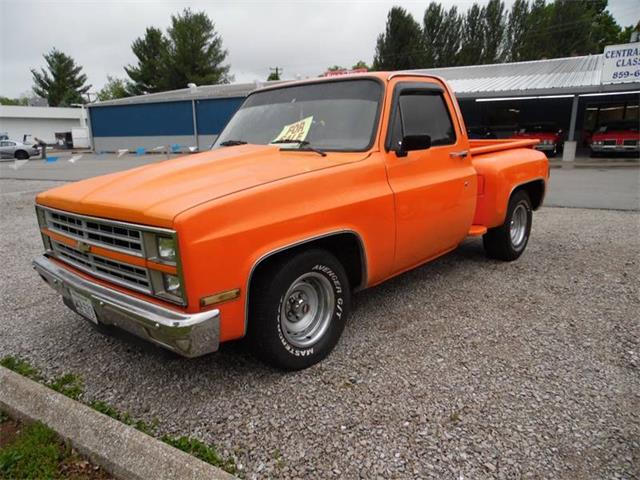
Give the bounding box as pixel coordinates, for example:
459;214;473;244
163;273;182;296
157;237;176;262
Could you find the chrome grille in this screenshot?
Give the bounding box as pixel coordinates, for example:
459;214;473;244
45;210;144;256
51;240;151;293
602;139;616;146
623;139;638;146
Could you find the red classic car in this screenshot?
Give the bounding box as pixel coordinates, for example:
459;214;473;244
590;120;640;157
511;123;563;157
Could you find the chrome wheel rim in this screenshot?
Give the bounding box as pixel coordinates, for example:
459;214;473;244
510;203;528;249
280;272;334;348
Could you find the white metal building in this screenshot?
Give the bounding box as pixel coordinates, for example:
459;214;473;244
0;106;86;145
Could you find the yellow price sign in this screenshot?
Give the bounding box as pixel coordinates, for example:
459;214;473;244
272;116;313;143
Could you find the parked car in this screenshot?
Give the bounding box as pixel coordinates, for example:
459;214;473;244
467;126;497;139
0;139;39;160
511;123;564;156
590;120;640;157
33;73;549;370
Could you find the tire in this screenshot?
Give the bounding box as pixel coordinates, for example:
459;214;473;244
483;190;532;261
247;249;350;370
14;150;29;160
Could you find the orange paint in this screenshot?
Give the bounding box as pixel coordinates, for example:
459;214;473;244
35;72;549;344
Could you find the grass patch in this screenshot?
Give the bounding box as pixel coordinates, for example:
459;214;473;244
89;401;158;436
1;356;42;382
162;435;237;474
1;356;236;475
0;421;61;479
48;374;84;401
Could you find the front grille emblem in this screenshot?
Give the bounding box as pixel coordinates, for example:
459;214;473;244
77;241;91;253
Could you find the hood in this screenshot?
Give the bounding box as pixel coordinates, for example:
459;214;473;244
592;130;639;140
512;132;558;140
36;145;367;228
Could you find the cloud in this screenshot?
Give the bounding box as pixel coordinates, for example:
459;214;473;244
1;0;637;98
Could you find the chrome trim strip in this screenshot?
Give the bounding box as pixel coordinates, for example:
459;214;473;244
244;229;368;334
33;255;219;357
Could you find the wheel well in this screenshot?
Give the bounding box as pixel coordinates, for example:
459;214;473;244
14;150;28;158
249;232;366;294
514;180;545;210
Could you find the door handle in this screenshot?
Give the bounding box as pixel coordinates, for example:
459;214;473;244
450;150;469;158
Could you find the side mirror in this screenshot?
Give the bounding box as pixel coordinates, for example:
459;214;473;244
396;134;431;157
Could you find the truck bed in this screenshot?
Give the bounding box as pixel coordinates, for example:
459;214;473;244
469;139;539;157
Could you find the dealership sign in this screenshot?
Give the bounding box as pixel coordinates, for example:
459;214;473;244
601;42;640;84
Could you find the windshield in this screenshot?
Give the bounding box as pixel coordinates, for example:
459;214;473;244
214;79;382;151
598;121;638;132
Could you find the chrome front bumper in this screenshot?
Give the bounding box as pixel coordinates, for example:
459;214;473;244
33;255;220;357
591;144;640;153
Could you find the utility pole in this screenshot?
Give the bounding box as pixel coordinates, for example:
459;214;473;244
268;67;282;81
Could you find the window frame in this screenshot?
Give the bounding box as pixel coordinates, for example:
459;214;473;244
385;81;458;153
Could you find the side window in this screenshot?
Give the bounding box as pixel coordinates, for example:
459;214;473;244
390;93;457;149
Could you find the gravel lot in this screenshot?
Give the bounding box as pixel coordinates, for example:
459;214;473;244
1;179;638;479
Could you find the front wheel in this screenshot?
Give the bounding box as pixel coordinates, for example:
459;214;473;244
483;190;532;261
247;249;350;370
14;150;29;160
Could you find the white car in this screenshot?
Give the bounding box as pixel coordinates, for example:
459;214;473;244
0;140;40;160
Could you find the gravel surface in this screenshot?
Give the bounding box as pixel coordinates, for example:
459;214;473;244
1;179;639;479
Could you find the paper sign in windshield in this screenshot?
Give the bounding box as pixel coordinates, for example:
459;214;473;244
272;116;313;143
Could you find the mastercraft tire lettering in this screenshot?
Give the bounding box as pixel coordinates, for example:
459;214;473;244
248;249;351;370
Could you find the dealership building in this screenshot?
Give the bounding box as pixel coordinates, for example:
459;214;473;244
87;42;639;160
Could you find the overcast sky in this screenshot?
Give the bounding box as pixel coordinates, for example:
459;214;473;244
1;0;638;98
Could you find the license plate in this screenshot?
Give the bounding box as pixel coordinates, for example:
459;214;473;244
70;290;98;324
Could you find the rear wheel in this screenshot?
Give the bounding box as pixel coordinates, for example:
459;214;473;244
14;150;29;160
483;190;532;261
247;249;350;370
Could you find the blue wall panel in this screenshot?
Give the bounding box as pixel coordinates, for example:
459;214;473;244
90;101;194;137
196;97;244;135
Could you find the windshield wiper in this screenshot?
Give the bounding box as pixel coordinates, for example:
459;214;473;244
271;139;327;157
219;140;247;146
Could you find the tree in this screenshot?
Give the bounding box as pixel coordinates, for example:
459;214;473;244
518;0;552;60
423;2;446;67
125;27;168;95
437;7;463;66
482;0;506;63
373;7;426;70
457;4;485;66
618;22;639;43
505;0;530;61
0;96;28;106
326;65;346;71
352;60;370;70
423;4;462;67
97;76;130;101
31;49;91;106
163;8;232;90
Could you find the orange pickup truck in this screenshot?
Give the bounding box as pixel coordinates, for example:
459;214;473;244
33;73;548;369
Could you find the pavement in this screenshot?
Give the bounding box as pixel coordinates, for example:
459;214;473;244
0;177;638;479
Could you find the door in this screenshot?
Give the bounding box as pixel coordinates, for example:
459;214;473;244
384;79;477;272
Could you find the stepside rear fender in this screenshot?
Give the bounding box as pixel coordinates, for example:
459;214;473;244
472;148;549;228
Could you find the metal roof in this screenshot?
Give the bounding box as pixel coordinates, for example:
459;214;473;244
90;54;639;108
90;81;283;107
410;54;639;98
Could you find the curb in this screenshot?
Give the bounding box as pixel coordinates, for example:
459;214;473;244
0;366;236;480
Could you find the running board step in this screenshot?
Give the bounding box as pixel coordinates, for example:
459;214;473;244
467;225;488;236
